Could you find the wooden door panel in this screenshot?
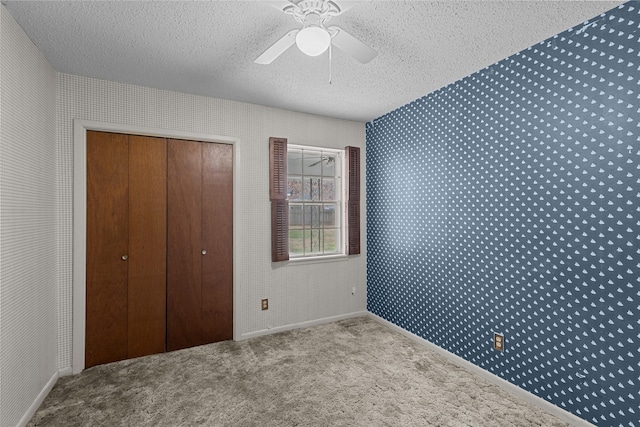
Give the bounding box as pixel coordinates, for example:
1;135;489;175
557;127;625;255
86;131;129;368
167;139;203;351
128;135;167;358
201;142;234;342
87;133;234;362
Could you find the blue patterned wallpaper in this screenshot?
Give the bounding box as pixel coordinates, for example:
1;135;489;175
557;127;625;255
366;3;639;426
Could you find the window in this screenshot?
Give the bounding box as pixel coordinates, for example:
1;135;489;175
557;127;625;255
269;137;359;262
287;145;343;258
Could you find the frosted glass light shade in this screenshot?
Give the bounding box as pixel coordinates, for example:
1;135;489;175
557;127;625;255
296;26;330;56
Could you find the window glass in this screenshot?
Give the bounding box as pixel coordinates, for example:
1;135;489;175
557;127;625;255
287;149;303;174
287;176;303;201
287;145;343;258
303;150;322;176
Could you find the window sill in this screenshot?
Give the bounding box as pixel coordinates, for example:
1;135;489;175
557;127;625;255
286;254;350;265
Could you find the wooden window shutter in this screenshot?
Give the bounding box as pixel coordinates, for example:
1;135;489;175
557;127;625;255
345;146;360;255
270;137;289;262
271;200;289;262
270;137;287;201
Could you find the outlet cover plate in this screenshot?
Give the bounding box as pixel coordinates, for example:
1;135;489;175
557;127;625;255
494;333;504;351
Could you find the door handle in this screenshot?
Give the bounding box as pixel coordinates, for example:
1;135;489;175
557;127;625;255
121;255;128;261
201;249;207;255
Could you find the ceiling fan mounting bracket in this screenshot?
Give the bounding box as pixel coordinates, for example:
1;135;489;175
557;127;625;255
286;0;341;27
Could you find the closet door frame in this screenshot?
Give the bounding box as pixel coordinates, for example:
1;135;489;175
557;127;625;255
72;120;238;374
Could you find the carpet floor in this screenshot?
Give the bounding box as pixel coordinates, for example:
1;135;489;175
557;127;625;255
29;317;572;426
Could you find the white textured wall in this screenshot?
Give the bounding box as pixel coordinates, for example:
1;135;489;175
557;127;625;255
57;74;367;370
0;6;57;426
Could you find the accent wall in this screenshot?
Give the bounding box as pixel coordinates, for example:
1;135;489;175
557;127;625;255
366;3;639;426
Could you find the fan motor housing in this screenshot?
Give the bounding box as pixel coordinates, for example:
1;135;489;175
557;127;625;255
290;0;340;26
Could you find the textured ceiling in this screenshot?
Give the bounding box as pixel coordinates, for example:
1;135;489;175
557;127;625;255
4;0;625;122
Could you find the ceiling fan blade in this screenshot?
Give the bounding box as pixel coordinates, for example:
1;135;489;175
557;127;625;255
328;1;352;15
254;29;298;65
267;1;298;14
328;26;377;64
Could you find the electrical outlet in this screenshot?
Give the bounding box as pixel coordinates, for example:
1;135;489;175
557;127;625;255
494;333;504;351
261;299;268;311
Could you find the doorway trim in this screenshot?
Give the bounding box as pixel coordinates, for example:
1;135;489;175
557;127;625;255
73;119;239;374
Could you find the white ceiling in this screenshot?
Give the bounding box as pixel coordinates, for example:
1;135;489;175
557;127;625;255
4;0;625;122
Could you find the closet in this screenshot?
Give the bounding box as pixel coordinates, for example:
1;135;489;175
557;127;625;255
167;139;233;351
86;131;233;368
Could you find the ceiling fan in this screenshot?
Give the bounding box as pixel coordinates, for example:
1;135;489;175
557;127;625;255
254;0;377;65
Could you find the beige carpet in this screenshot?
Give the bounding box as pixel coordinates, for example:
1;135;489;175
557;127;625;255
29;317;571;426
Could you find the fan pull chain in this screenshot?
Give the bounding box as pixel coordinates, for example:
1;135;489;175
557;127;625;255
328;42;333;85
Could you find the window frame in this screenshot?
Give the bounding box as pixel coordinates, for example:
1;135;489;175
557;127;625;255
269;137;360;263
287;143;346;259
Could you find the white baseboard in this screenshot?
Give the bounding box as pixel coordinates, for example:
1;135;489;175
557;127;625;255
239;311;369;340
16;370;59;427
58;367;73;377
368;313;595;427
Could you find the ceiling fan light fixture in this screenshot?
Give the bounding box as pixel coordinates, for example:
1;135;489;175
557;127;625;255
296;26;331;56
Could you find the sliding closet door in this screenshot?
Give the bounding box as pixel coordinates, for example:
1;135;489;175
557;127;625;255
128;135;167;358
167;139;203;351
202;142;233;342
86;131;129;368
